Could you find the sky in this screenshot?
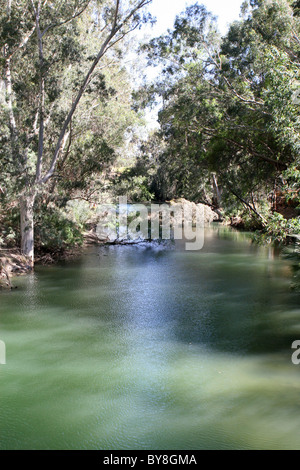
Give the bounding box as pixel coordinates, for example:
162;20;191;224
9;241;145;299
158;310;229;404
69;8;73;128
147;0;244;37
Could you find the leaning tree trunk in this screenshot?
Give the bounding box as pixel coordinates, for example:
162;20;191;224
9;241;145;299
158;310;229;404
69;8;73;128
20;192;36;268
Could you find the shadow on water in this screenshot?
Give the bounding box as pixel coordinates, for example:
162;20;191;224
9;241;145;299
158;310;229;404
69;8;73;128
7;225;300;358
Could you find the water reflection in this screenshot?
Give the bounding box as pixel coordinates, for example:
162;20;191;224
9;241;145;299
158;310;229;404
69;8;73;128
0;225;300;449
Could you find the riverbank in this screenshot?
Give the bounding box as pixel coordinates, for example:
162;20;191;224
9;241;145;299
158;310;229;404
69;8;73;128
0;238;157;288
1;197;297;288
0;250;32;289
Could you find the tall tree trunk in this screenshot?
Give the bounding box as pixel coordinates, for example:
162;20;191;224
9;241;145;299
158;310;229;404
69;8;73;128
20;192;35;267
212;173;221;208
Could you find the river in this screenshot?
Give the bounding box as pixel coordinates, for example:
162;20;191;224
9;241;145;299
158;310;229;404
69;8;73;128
0;225;300;450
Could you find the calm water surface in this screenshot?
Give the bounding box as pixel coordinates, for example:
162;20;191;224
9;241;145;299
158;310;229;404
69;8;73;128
1;226;300;450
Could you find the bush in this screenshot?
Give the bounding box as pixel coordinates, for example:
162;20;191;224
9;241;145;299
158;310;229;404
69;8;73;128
35;206;84;252
0;205;20;248
258;213;300;244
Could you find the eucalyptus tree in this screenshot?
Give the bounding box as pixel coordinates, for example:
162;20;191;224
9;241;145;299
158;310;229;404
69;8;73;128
139;3;222;201
0;0;151;265
141;0;299;226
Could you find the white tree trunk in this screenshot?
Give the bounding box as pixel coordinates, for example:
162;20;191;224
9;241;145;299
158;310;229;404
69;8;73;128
20;193;35;267
212;173;221;208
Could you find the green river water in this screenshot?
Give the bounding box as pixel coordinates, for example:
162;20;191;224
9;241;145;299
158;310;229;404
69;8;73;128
1;226;300;450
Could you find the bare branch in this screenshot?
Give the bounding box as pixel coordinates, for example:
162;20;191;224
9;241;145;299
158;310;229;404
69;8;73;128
226;182;267;225
112;0;121;32
221;75;264;106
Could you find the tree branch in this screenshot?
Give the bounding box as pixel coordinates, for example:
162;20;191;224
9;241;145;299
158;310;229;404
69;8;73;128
40;0;152;184
34;1;45;182
226;182;267;225
41;1;92;37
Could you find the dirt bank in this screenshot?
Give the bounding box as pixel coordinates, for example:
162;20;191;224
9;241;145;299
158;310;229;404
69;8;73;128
0;249;32;289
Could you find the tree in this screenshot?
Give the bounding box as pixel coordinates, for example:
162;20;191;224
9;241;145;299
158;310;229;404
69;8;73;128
139;0;299;233
0;0;152;265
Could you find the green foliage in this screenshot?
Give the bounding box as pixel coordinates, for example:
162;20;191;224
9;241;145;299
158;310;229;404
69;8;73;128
113;173;155;202
0;0;149;257
0;226;17;248
281;241;300;290
34;205;84;251
138;0;300;243
283;166;300;207
1;0;299;255
65;200;95;226
0;204;20;248
259;213;300;243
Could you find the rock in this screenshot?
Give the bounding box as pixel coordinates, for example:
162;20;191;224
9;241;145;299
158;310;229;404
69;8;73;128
169;198;220;224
